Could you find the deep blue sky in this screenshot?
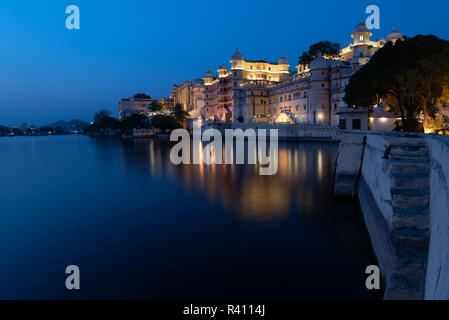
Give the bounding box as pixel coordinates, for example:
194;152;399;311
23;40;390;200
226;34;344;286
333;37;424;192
1;0;448;126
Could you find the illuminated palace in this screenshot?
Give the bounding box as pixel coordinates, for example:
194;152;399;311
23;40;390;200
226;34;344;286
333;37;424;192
172;21;404;129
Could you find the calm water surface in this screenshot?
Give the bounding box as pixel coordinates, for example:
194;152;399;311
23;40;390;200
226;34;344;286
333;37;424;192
0;135;381;299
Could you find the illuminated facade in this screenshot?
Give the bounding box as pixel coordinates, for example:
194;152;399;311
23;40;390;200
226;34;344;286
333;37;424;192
203;66;233;121
231;50;290;122
340;18;388;62
173;21;404;129
236;21;403;127
172;79;204;111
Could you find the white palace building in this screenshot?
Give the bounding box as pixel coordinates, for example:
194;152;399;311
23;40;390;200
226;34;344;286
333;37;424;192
173;20;404;131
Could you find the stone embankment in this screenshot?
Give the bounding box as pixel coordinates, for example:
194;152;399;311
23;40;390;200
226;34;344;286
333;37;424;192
335;132;449;300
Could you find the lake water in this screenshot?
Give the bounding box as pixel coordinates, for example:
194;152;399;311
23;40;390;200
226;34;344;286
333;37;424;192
0;135;381;299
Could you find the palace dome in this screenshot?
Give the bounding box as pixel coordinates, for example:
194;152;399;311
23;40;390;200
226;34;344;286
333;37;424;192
387;26;402;40
231;49;243;60
278;55;288;65
218;64;227;70
204;70;214;79
354;19;370;33
310;56;329;70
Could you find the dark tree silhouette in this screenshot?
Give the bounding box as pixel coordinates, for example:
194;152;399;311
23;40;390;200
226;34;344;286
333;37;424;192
120;114;147;130
344;35;449;132
298;41;341;65
94;109;112;123
174;103;188;123
151;115;180;131
133;93;151;99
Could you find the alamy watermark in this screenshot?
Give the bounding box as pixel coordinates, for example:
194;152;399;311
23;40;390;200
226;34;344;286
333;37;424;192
365;265;380;290
365;5;380;30
66;5;80;30
170;128;279;176
65;265;80;290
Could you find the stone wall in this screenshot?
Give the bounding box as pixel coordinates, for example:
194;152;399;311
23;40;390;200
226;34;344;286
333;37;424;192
335;132;434;299
360;134;394;224
201;122;339;140
425;136;449;300
333;132;365;196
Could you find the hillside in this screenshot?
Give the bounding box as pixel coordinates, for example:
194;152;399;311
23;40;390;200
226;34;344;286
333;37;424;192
46;119;89;132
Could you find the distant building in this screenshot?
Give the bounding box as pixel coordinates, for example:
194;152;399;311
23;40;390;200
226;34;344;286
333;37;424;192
133;127;160;137
119;96;174;120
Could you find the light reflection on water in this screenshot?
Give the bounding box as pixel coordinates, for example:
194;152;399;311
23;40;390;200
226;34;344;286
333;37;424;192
0;135;381;299
159;138;333;222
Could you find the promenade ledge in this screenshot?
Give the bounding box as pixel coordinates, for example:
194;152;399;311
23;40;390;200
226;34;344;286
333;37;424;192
334;131;449;300
199;122;340;141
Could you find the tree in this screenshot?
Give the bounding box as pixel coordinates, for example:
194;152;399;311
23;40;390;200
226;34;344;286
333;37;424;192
94;109;112;123
54;126;66;134
150;115;180;131
298;41;341;65
344;35;449;132
149;101;163;112
425;113;449;135
11;127;23;136
174;103;188;123
133;93;151;99
0;125;12;136
39;126;54;134
85;113;120;134
120;113;147;131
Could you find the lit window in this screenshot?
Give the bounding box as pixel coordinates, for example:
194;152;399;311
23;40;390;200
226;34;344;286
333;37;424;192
359;35;364;41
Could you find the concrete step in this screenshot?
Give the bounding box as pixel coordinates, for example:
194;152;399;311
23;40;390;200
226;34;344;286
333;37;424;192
392;194;430;208
392;212;429;230
391;172;428;179
393;262;426;283
388;161;429;175
387;137;425;145
395;247;428;266
393;206;429;216
391;229;430;250
385;272;423;300
389;154;429;161
389;144;429;157
391;188;430;197
391;176;429;189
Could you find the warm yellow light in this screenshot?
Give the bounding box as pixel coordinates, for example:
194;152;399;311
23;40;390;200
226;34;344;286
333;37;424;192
275;113;291;123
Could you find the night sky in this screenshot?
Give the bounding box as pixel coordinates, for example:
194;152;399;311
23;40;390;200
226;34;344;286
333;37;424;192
1;0;448;125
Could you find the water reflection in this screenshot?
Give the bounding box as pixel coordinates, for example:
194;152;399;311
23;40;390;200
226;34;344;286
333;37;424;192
0;136;381;299
120;138;337;222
